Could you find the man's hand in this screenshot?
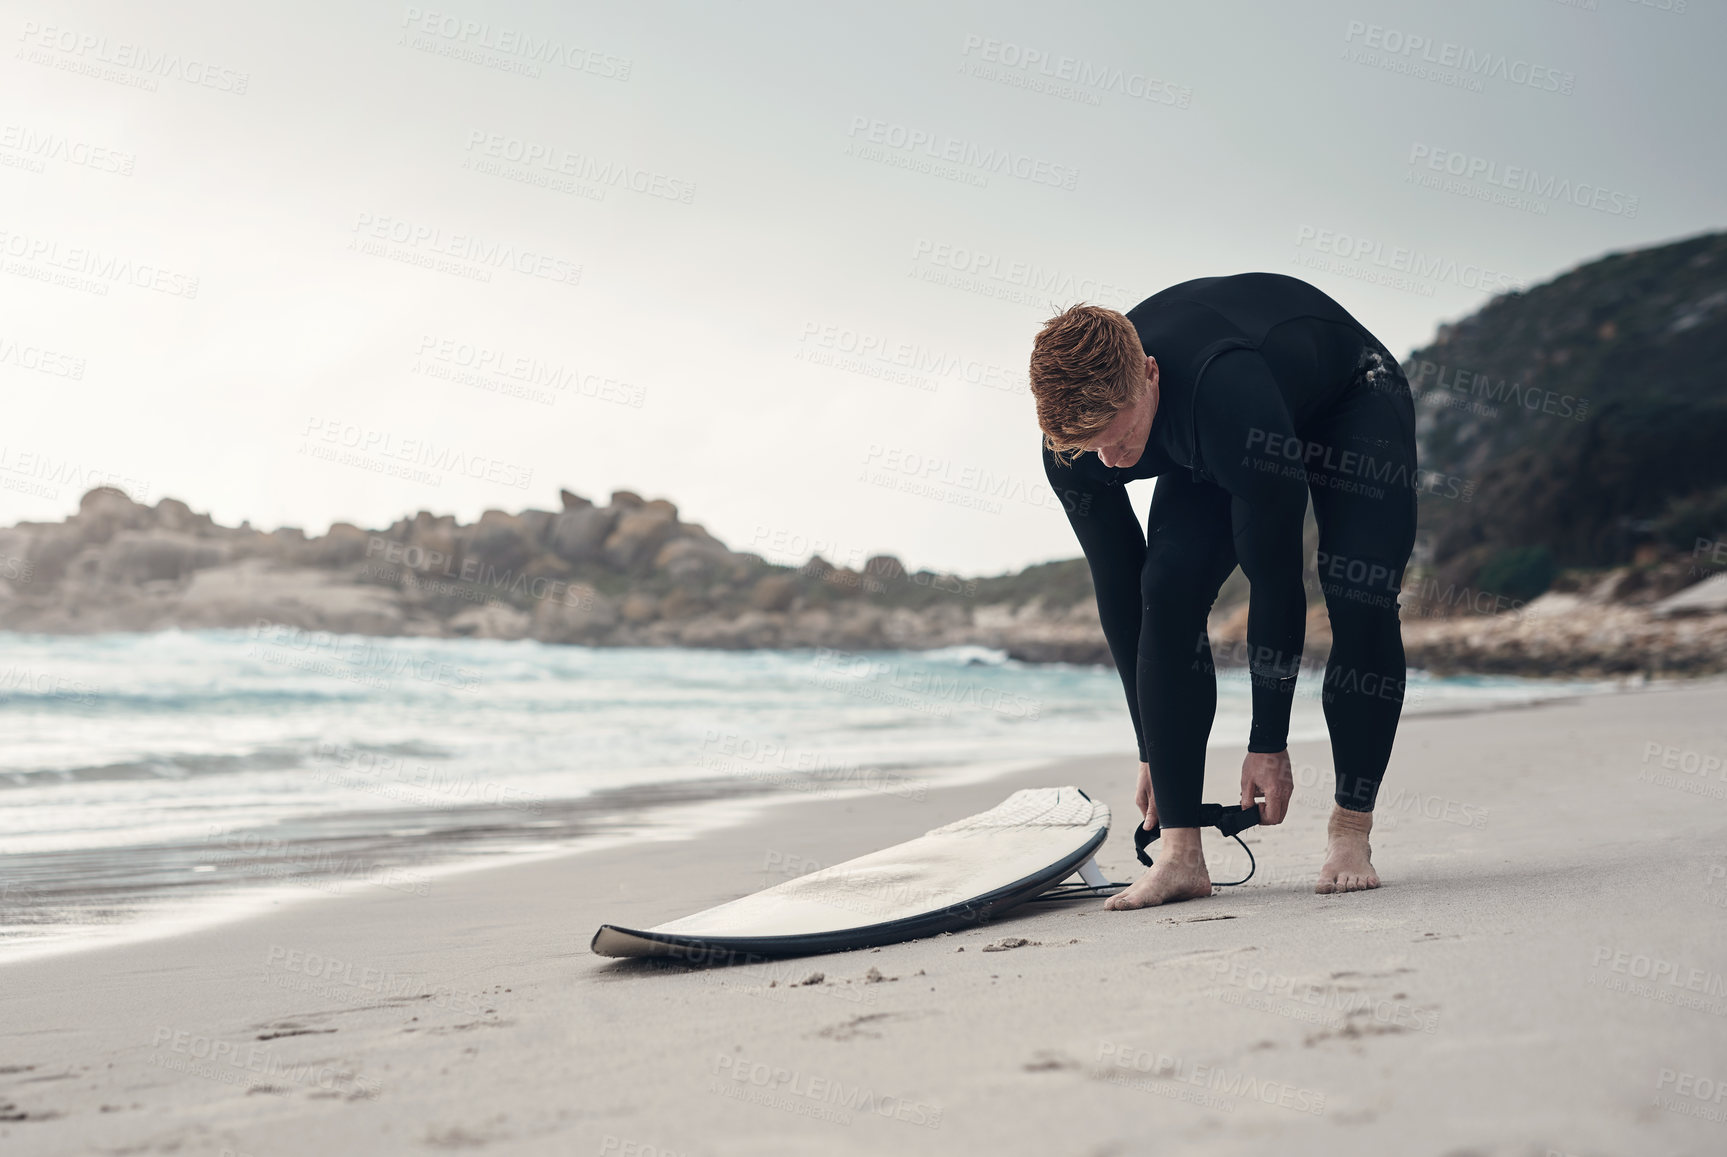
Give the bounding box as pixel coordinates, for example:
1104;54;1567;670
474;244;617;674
1240;749;1293;825
1135;761;1158;831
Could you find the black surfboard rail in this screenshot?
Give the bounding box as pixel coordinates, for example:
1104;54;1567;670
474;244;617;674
590;819;1109;963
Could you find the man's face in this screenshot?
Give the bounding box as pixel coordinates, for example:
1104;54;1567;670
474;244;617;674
1083;356;1159;469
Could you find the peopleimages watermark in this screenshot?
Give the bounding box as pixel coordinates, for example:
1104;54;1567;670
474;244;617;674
1654;1068;1727;1122
1550;0;1689;14
462;130;694;204
0;333;85;380
1589;945;1727;1015
907;237;1134;312
696;730;927;801
1340;20;1576;96
1206;642;1428;711
710;1053;942;1128
0;553;36;585
0;663;98;706
247;620;482;694
1292;225;1525;297
17;21;250;94
0;445;151;504
845;115;1080;191
0;123;134;176
347;211;581;289
1;223;199;298
308;740;545;815
1243;425;1476;503
598;1136;691;1157
299;416;534;490
1406;144;1638;218
412;333;646;409
202;823;434;898
746;523;981;599
807;648;1041;720
262;944;489;1014
1692;537;1727;579
1405;357;1590;422
1093;1041;1326;1115
957;34;1192;109
861;442;1076;516
1206;957;1442;1033
1708;864;1727;909
398;6;631;80
150;1026;379;1097
795;319;1027;397
363;535;598;611
757;848;962;923
1637;741;1727;801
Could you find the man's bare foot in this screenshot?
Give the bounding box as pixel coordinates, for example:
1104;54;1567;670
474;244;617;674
1105;829;1213;910
1316;806;1380;894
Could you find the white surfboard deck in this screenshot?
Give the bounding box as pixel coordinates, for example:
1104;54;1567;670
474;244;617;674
591;785;1110;960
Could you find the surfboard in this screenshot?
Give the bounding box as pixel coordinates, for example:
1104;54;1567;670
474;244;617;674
590;786;1110;961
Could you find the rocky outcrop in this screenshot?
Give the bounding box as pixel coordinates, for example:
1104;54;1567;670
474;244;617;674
1204;565;1727;678
3;487;1724;677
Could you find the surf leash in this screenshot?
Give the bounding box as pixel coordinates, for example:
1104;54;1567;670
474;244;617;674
1031;802;1263;900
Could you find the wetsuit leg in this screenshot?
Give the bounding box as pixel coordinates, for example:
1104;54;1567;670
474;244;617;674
1301;343;1419;813
1138;469;1242;828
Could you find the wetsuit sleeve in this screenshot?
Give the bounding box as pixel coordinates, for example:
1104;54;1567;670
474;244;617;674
1193;350;1310;753
1041;444;1149;761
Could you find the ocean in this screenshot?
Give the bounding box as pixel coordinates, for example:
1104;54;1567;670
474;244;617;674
0;627;1614;960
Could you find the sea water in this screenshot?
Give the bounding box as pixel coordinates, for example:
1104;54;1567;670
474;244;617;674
0;628;1612;957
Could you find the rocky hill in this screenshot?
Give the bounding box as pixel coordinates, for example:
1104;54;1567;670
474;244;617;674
1408;230;1727;593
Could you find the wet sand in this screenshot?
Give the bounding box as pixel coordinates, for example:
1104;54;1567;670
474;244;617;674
3;681;1725;1156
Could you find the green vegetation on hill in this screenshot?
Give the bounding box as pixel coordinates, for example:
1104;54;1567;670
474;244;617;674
1406;231;1727;593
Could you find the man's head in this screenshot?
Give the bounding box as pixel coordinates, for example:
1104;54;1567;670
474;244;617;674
1030;303;1159;469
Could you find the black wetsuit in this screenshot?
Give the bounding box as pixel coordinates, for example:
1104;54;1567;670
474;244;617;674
1042;273;1417;827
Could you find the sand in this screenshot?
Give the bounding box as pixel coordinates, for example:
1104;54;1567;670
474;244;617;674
4;681;1726;1156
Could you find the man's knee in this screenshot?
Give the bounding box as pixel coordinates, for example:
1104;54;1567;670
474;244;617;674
1314;549;1405;618
1141;557;1219;621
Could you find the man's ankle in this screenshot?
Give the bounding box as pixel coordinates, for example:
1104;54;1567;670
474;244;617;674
1157;827;1207;868
1328;806;1373;836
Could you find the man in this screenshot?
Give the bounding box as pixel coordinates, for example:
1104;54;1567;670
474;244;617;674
1033;272;1417;908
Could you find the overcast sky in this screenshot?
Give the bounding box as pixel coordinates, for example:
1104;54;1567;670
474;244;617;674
3;0;1721;575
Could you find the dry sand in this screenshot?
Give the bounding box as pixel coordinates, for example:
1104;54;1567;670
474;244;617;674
3;681;1726;1156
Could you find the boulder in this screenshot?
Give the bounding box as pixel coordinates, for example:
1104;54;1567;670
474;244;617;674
97;531;227;584
516;509;555;545
654;537;731;584
178;558;406;634
305;523;372;568
603;507;678;572
864;554;906;583
620;591;659;623
1652;571;1727;618
153;498;213;534
73;487;153;544
548;505;620;564
464;514;536;576
15;525;89;585
750;573;798;612
529;584;618;644
448;601;532;640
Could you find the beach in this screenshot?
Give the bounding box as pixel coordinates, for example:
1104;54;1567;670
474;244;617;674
3;679;1723;1156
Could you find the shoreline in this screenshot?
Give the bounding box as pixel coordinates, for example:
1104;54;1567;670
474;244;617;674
0;672;1656;968
3;680;1725;1153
